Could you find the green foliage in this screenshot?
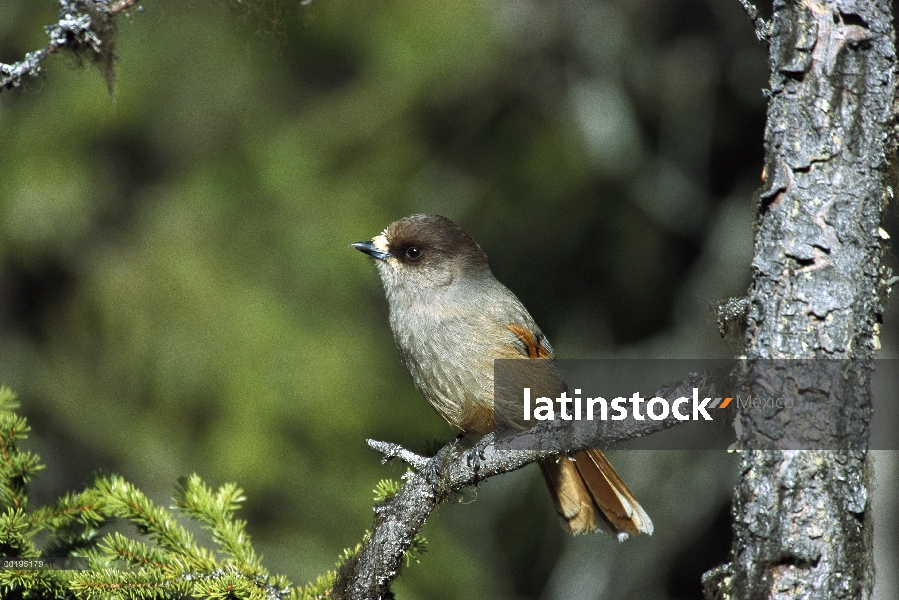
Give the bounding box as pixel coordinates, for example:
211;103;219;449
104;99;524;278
404;535;427;569
0;387;44;512
0;387;423;599
372;479;401;503
175;475;261;572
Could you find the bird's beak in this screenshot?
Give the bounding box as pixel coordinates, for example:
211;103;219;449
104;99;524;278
351;241;391;261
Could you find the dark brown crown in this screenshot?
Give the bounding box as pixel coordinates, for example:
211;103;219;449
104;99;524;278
384;214;488;267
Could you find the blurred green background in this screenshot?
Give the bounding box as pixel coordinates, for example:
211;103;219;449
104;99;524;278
1;1;897;598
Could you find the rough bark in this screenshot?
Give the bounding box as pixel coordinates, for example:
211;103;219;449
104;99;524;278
717;1;896;599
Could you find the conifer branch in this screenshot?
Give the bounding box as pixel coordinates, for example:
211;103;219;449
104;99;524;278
0;385;370;600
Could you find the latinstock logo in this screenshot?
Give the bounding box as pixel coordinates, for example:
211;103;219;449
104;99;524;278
521;388;733;422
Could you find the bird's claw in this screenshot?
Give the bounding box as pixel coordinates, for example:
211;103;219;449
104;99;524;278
465;435;493;482
423;455;442;485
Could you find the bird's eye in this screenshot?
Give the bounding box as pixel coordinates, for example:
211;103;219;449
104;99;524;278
405;246;423;261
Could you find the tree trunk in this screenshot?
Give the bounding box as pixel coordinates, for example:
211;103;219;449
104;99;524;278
721;1;896;598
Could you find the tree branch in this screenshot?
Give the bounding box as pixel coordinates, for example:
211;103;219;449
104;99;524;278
736;0;772;42
0;0;140;92
365;441;429;471
335;370;725;600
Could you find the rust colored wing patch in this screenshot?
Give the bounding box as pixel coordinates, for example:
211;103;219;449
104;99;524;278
505;324;552;358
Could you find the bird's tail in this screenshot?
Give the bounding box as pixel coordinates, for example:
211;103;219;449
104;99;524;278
539;449;653;539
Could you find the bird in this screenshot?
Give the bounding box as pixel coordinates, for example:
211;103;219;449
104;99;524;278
352;214;652;538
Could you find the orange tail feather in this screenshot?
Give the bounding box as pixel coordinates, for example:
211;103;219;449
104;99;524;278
540;449;653;539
